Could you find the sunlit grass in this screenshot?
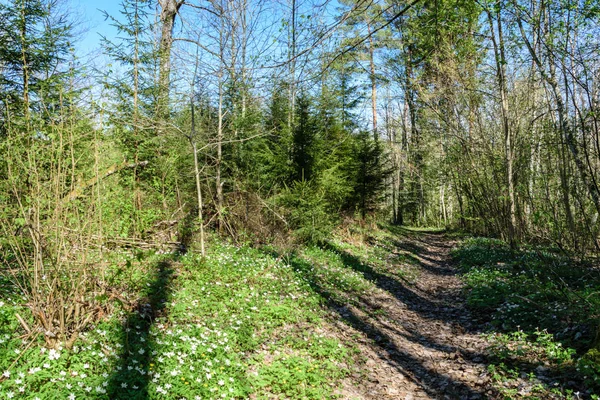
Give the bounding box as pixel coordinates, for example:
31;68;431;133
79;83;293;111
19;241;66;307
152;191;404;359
0;237;369;399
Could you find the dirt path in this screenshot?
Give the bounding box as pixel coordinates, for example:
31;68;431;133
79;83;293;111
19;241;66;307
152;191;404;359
332;232;492;400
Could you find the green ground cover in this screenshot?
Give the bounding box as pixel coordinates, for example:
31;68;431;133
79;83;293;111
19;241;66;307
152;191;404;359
0;228;405;400
453;237;600;398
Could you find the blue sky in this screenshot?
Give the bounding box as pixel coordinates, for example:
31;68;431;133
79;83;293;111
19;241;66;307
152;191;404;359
74;0;121;55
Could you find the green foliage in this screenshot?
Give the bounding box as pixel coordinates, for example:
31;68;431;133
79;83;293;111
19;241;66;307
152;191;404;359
487;330;576;366
350;131;392;218
256;85;391;242
0;0;74;119
292;245;374;304
453;238;600;341
452;237;513;269
579;348;600;389
463;267;512;310
0;238;357;399
99;0;167;238
276;180;336;244
317;57;363;132
485;330;581;399
290;94;318;182
253;354;345;399
453;237;600;395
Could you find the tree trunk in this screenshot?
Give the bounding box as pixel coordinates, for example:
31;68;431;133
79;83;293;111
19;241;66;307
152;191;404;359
157;0;183;126
514;2;600;218
192;141;206;256
368;23;378;140
216;7;226;234
217;77;224;233
288;0;296;129
20;2;30;122
486;3;517;247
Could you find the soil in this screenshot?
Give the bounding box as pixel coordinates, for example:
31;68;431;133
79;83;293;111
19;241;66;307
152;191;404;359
329;232;494;400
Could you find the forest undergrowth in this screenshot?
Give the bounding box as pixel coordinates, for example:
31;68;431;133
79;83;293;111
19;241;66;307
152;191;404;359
0;224;599;399
453;238;600;399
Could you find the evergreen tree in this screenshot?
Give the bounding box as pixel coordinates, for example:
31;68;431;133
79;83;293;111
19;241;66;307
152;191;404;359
260;80;294;188
290;93;317;182
351;131;391;219
0;0;73;124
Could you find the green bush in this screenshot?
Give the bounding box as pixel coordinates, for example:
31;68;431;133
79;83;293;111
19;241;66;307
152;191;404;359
276;180;336;244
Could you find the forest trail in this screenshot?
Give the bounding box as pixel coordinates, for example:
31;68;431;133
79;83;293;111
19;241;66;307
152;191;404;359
333;232;492;400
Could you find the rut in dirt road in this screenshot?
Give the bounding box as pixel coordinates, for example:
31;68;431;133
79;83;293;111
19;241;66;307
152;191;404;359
332;231;493;400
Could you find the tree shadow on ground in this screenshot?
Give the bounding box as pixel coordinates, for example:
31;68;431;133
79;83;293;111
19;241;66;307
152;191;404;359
381;322;483;359
296;233;583;397
286;253;487;399
383;235;427;256
410;253;457;276
104;256;177;400
321;241;471;329
384;225;456;251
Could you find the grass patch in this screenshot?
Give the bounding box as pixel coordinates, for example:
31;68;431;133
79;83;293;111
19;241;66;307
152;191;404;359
453;237;600;397
0;235;378;399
